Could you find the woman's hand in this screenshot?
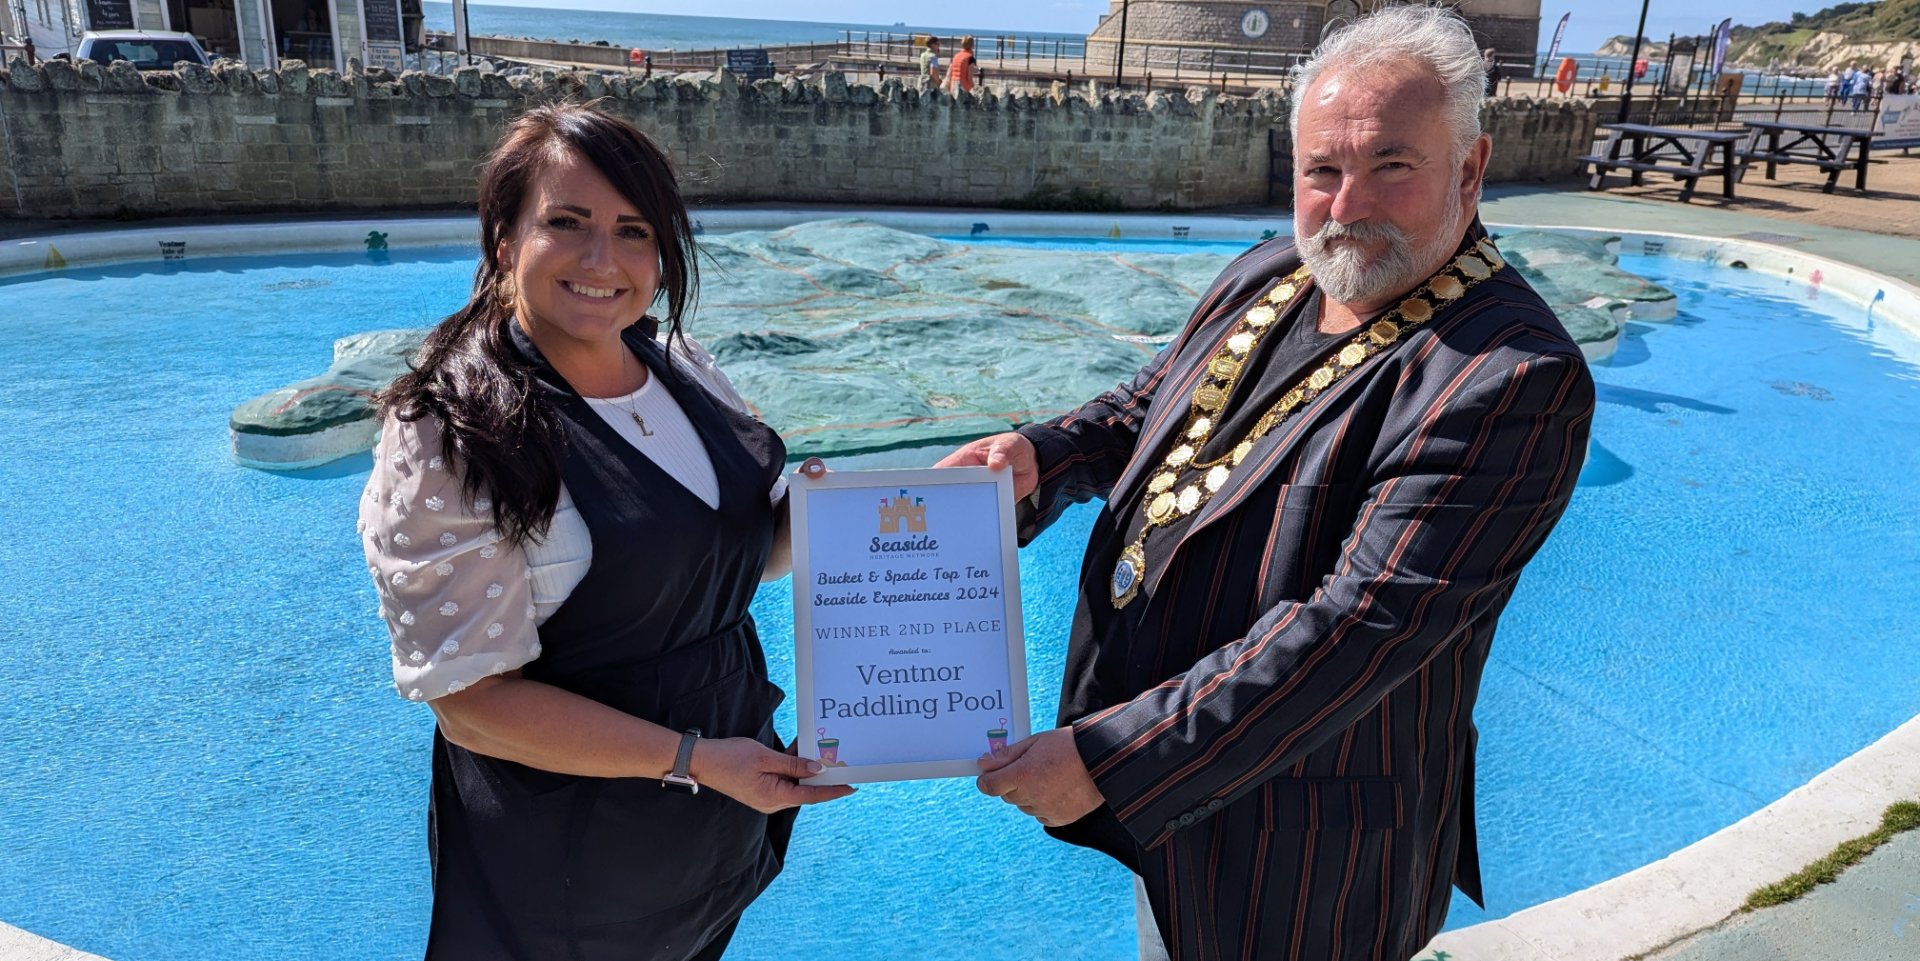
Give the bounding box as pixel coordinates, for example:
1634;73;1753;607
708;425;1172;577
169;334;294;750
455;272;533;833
690;736;857;813
935;432;1039;501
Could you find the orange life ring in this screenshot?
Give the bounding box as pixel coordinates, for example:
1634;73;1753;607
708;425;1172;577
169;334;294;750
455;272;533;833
628;48;646;64
1555;56;1577;94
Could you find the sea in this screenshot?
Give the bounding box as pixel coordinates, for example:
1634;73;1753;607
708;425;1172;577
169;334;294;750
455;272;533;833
418;4;1829;96
420;1;1085;53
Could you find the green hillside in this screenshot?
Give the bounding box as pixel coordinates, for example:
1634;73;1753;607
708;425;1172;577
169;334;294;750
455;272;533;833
1601;0;1917;69
1728;0;1919;65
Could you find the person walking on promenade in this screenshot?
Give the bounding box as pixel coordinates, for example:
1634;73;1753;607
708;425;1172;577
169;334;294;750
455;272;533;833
1852;67;1875;110
949;35;979;93
359;103;853;960
1481;46;1501;97
940;6;1594;959
919;35;943;89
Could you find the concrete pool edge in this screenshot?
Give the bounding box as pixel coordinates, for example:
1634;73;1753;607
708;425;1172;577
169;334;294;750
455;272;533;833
1421;712;1920;961
0;921;105;960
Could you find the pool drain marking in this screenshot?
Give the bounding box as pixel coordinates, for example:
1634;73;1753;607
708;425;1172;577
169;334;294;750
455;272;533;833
1768;380;1834;402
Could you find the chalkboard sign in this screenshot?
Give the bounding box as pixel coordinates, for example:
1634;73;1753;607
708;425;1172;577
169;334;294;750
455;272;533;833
726;48;773;82
84;0;135;31
362;0;404;44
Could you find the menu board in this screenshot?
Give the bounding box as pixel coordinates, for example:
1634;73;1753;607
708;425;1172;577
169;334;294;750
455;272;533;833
85;0;136;31
361;0;403;44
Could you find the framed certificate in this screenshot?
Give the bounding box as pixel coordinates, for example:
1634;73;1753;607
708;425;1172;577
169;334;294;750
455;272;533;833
789;466;1031;785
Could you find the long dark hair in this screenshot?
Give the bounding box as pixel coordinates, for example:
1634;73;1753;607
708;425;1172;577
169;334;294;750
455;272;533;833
380;103;701;545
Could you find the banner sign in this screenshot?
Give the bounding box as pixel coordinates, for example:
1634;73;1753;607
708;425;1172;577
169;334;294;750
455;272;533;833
1545;12;1570;65
1877;94;1920;139
1710;18;1732;79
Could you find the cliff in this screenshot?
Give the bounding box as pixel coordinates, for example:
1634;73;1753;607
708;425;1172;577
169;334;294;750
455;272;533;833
1596;0;1919;73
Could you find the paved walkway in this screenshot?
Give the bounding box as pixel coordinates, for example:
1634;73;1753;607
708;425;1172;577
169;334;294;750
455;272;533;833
1578;144;1920;243
1477;169;1920;287
1646;829;1920;961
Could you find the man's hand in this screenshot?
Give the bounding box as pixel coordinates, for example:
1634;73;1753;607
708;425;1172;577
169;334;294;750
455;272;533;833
936;432;1039;501
975;727;1103;827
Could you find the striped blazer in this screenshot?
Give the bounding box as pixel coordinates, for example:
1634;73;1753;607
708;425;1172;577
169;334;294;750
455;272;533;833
1014;228;1595;961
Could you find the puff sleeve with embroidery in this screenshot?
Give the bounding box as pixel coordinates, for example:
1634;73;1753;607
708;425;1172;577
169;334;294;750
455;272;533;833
358;414;541;702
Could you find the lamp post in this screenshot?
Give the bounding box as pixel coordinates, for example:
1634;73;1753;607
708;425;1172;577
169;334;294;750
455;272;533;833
1113;0;1130;87
1618;0;1652;123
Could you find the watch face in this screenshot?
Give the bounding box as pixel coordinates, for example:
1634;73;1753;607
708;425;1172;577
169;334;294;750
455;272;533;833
1241;9;1271;40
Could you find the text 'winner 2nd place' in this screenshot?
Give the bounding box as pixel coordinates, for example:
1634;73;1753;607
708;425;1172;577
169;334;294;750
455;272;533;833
810;565;1007;721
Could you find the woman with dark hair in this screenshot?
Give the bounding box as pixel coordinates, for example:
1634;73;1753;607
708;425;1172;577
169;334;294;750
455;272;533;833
358;103;853;960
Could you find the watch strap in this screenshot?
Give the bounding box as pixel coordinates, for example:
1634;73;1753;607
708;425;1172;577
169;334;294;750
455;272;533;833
663;728;701;793
672;728;700;778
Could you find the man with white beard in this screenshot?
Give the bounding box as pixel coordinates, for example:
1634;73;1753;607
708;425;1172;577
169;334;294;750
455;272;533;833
939;6;1595;959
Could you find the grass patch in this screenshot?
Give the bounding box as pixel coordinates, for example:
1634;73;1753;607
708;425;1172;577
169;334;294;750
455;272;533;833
1742;800;1920;911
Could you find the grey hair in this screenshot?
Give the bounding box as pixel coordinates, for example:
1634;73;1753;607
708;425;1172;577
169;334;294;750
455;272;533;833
1290;4;1487;161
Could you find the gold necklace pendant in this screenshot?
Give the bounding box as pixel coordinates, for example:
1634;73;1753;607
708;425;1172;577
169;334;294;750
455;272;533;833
631;412;654;436
1111;542;1147;607
1112;243;1503;610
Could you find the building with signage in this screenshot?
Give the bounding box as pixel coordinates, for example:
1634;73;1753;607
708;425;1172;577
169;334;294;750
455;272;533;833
5;0;423;72
1085;0;1541;73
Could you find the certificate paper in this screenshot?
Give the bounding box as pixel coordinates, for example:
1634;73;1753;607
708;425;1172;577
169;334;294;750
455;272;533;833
789;466;1031;785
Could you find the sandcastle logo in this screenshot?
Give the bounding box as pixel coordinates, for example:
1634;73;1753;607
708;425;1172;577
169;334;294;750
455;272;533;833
872;489;937;553
877;489;927;534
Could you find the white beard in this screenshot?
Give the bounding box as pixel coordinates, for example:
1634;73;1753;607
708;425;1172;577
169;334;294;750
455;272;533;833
1295;185;1464;305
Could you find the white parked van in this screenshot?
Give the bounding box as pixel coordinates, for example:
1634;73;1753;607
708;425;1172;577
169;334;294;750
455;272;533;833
75;30;212;70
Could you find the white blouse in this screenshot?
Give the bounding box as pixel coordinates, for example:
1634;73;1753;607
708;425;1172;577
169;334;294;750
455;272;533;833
359;334;785;703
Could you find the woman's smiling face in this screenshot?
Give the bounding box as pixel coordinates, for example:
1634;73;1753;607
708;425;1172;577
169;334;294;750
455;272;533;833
499;147;663;352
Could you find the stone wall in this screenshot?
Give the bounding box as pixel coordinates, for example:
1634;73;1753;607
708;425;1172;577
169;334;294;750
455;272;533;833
1478;96;1602;183
0;58;1596;221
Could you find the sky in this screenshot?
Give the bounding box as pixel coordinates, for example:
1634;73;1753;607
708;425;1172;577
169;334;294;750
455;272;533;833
468;1;1850;50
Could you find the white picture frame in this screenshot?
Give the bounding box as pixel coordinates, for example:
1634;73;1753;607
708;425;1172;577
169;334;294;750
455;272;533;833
789;466;1031;785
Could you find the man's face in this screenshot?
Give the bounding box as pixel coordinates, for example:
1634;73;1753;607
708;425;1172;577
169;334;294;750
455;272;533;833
1293;64;1488;311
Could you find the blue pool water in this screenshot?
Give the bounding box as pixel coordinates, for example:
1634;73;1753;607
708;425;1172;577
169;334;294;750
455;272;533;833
2;239;1918;960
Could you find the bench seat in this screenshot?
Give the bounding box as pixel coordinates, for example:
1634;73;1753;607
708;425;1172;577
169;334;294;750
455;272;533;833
1736;150;1850;171
1578;157;1707;178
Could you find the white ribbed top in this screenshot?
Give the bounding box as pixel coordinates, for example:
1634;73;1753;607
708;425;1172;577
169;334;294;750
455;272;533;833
583;374;719;509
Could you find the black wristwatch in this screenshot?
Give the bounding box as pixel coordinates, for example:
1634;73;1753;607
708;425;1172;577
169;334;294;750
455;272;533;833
662;728;701;794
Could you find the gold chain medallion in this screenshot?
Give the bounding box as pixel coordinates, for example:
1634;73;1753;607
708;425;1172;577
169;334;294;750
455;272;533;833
1109;244;1504;608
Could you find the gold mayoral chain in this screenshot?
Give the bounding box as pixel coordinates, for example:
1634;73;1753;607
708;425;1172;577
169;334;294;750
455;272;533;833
1109;238;1506;609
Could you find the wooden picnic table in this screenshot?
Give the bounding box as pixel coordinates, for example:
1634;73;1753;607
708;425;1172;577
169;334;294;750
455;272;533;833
1581;123;1749;203
1737;119;1881;193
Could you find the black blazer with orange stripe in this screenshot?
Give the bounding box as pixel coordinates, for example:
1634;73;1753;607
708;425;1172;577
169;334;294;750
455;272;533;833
1014;229;1595;961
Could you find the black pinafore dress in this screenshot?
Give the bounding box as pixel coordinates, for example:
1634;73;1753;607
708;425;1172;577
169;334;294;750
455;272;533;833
422;321;793;961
